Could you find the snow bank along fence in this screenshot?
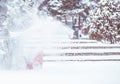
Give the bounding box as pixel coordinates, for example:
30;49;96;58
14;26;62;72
43;39;120;62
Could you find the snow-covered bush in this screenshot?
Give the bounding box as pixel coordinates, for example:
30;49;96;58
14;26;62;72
89;0;120;44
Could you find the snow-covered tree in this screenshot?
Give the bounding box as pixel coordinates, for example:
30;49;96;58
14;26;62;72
72;0;98;35
89;0;120;44
0;0;12;69
7;0;43;31
47;0;62;16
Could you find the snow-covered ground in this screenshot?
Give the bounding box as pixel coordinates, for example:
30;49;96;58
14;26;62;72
1;14;120;84
1;29;120;84
1;37;120;84
0;61;120;84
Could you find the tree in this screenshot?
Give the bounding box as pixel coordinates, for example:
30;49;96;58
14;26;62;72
7;0;42;31
44;0;99;35
89;0;120;44
0;0;13;69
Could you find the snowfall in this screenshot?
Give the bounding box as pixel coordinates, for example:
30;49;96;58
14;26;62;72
0;1;120;84
0;16;120;84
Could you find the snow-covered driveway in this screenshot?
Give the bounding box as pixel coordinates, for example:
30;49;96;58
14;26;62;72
0;61;120;84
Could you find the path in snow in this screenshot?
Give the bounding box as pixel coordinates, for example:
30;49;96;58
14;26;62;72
1;34;120;84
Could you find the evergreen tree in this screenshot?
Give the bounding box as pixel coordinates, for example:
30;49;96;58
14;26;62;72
89;0;120;44
47;0;63;16
38;0;81;16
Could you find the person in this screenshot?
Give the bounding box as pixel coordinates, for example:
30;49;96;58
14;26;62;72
73;19;81;39
72;18;77;30
73;28;79;39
